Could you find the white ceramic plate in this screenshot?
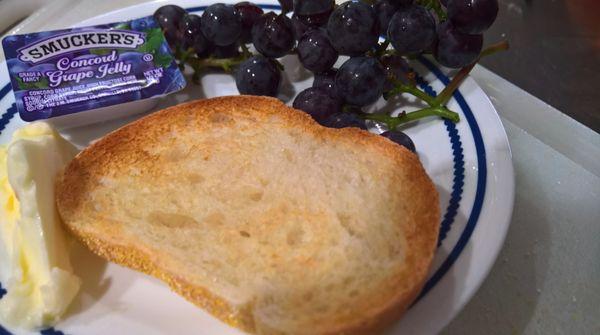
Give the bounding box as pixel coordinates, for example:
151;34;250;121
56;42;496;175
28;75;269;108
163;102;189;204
0;1;515;334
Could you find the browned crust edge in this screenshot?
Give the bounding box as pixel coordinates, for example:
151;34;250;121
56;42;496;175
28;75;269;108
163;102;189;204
63;222;257;332
57;96;440;335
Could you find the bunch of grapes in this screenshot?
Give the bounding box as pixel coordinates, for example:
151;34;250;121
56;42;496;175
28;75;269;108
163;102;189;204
154;0;506;152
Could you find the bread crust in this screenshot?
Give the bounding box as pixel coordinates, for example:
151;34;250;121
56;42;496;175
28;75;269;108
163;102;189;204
56;96;440;335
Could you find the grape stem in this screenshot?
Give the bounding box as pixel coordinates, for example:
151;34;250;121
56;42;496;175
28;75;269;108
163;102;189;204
364;106;460;128
376;40;509;129
175;47;196;70
240;44;252;58
417;0;448;21
433;40;510;106
187;55;247;73
375;39;391;58
273;59;285;71
384;82;436;106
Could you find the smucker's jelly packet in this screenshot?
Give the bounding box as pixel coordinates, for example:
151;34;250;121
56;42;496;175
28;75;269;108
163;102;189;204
2;16;186;126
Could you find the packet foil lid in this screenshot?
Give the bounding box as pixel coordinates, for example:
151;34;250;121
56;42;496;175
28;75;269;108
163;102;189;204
2;16;186;121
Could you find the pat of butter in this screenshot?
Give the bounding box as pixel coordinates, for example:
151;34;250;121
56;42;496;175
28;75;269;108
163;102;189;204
0;122;80;329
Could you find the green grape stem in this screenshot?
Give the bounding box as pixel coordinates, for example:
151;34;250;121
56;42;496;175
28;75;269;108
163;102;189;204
175;44;284;76
240;44;252;58
376;40;509;130
171;32;507;132
433;40;510;106
417;0;448;21
375;39;391;58
174;47;196;70
186;55;247;73
364;106;460;128
383;82;436;106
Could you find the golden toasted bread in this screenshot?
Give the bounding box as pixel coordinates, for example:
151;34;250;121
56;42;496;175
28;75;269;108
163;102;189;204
56;96;440;335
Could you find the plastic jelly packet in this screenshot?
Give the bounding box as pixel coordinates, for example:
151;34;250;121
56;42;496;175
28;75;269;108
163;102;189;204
2;16;186;128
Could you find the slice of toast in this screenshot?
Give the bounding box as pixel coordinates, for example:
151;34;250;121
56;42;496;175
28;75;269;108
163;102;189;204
56;96;440;334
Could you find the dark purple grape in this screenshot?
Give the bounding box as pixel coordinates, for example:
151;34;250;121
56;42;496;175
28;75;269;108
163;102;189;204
447;0;498;34
327;1;379;56
313;68;337;90
374;0;400;36
293;0;334;16
201;3;242;46
293;87;342;122
193;36;213;58
321;112;367;130
212;43;240;58
380;53;410;90
130;16;159;31
252;12;295;58
434;22;483;68
290;7;332;41
177;14;212;56
295;10;332;27
278;0;293;13
440;0;448;6
235;56;281;96
234;2;264;43
335;57;386;107
388;5;436;55
297;29;338;73
153;5;186;45
381;131;416;152
178;14;201;49
291;14;313;40
392;0;414;5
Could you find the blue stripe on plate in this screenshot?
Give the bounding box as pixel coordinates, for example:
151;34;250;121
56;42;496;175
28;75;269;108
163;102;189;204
415;56;487;300
0;85;10;102
0;104;17;133
413;72;465;247
0;4;487;333
187;4;282;13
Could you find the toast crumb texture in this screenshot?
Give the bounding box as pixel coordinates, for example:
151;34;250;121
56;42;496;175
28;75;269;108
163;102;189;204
56;96;440;335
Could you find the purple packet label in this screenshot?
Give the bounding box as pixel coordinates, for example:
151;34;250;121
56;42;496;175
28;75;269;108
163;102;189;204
2;16;186;121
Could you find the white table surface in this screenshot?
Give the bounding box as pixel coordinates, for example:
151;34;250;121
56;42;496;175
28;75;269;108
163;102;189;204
1;1;598;334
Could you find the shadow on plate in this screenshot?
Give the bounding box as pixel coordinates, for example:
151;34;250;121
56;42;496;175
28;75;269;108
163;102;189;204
383;184;471;334
63;241;110;318
61;241;144;327
60;72;211;148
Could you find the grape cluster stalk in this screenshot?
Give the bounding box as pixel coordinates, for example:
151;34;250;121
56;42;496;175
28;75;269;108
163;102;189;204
154;0;507;151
